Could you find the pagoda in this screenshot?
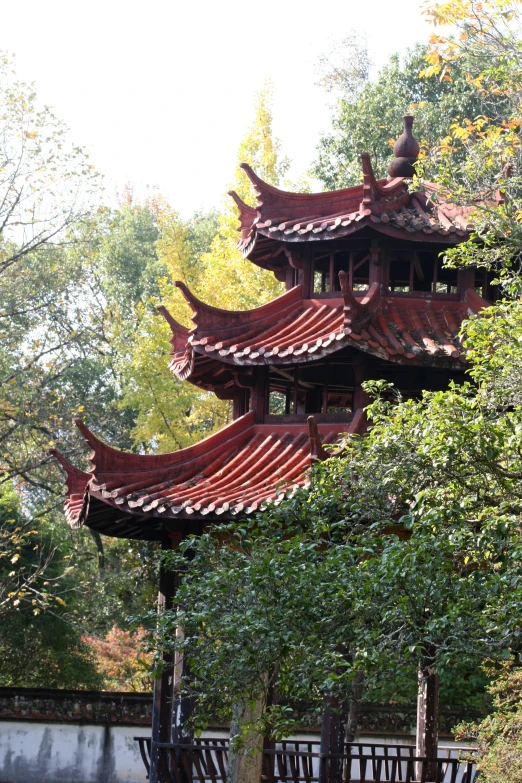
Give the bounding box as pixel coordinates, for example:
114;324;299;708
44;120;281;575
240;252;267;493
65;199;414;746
53;116;494;782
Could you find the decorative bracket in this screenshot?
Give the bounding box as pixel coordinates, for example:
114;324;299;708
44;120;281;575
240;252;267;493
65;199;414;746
339;271;381;332
284;247;304;269
307;416;328;462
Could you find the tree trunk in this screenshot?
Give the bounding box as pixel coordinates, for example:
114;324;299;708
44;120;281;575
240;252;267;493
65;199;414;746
227;695;266;783
416;659;440;782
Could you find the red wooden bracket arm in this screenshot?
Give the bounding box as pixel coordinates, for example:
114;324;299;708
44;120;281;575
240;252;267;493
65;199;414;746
307;416;328;462
339;272;381;331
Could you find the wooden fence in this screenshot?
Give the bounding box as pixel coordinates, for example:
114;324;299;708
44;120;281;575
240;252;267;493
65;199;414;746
134;737;478;783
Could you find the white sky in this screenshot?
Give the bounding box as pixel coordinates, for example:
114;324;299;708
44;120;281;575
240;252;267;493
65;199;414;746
1;0;432;217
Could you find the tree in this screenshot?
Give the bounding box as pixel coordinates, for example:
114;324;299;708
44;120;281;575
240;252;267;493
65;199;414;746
418;0;522;294
117;81;291;454
82;625;152;692
455;664;522;783
315;31;371;98
0;481;104;688
192;80;289;313
0;481;64;620
0;53;99;277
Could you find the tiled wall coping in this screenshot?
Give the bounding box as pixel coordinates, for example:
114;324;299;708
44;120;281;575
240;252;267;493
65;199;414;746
0;688;482;736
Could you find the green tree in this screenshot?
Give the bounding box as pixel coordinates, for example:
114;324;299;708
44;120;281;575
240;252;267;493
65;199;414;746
455;664;522;783
0;482;103;688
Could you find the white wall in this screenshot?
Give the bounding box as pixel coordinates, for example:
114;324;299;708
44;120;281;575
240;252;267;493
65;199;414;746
0;721;149;783
0;722;474;783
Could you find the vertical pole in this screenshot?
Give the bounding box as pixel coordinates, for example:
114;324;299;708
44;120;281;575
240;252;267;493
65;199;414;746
319;696;345;783
150;536;176;783
345;671;364;744
416;659;440;782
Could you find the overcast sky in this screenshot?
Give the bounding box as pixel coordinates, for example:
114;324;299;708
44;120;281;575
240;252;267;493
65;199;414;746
1;0;432;216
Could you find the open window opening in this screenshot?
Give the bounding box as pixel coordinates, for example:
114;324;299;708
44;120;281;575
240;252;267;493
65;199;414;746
266;362;355;417
313;253;330;293
388;251;458;295
436;260;458;294
312;250;369;294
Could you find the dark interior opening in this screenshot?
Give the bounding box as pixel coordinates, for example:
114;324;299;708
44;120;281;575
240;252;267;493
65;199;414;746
436;261;458;294
413;253;436;292
388;251;458;295
312;250;369;294
313;253;330;294
267;361;355;416
474;267;501;302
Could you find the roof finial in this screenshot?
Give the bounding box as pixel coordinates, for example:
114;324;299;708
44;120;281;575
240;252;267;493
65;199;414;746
388;115;419;178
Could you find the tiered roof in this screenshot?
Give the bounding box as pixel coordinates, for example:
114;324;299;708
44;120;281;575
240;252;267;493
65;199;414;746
52;412;365;539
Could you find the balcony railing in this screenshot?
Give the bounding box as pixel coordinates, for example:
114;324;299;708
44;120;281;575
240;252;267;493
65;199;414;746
134;737;478;783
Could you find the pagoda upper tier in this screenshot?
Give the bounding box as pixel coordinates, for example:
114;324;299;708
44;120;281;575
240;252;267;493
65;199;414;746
52;116;494;541
231;152;479;276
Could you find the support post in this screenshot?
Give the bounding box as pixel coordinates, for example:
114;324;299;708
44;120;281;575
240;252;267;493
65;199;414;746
150;534;190;783
416;658;440;782
319;696;345;783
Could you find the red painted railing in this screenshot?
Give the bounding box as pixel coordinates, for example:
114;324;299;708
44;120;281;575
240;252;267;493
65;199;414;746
134;737;478;782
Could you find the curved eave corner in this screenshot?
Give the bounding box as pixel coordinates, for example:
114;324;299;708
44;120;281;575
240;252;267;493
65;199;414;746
50;448;91;530
51;411;367;537
157;285;305;380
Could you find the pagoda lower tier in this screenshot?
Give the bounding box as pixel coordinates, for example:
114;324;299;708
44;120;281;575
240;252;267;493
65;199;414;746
52;410;366;540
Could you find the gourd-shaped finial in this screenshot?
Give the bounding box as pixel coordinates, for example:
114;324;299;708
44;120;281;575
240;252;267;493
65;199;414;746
388;115;419;178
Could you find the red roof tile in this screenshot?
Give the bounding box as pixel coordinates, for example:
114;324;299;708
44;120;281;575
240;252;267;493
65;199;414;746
53;411;366;539
161;283;487;381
